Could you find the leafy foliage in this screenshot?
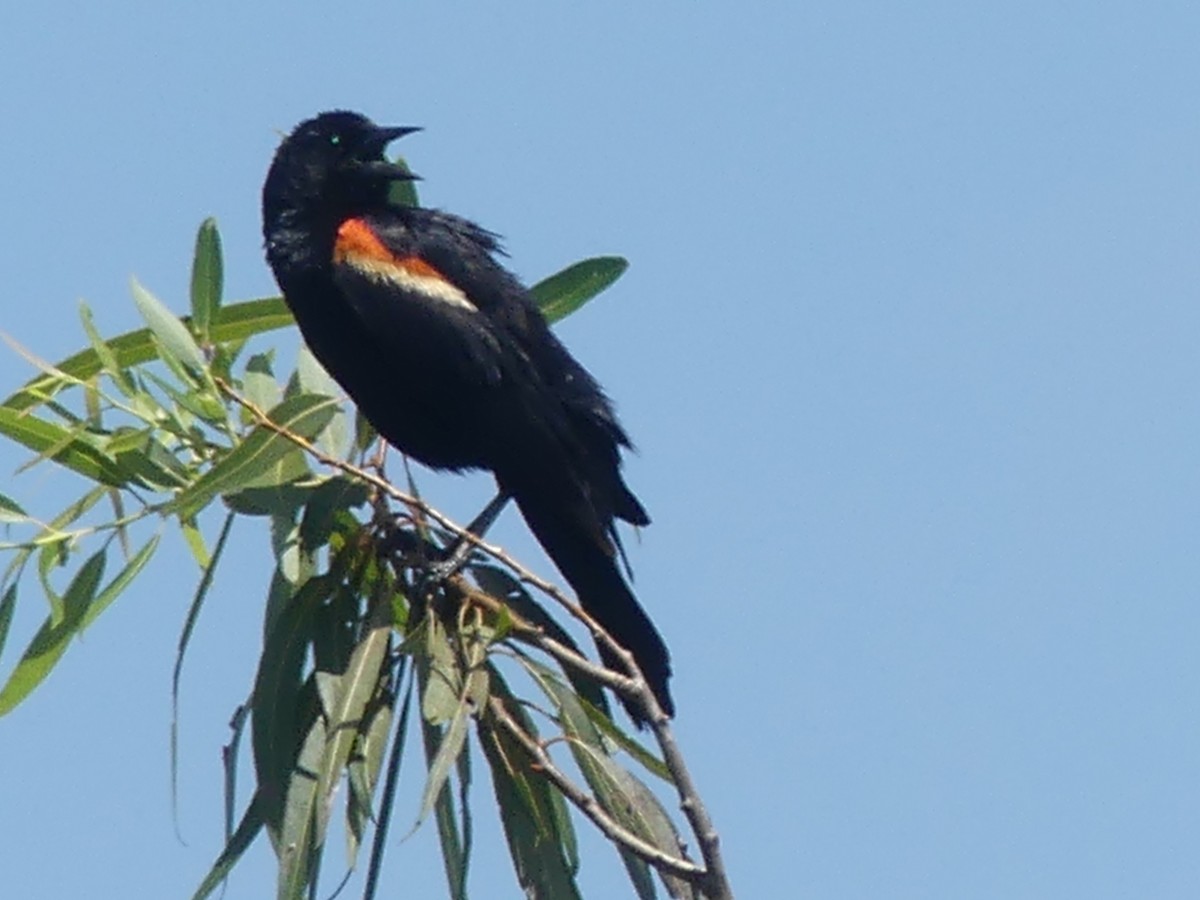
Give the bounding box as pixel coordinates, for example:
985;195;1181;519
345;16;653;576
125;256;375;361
0;216;707;900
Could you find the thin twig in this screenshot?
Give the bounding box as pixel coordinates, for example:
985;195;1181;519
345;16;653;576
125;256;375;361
486;694;704;881
448;579;643;699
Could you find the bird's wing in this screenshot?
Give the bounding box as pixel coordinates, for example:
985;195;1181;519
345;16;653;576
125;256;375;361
336;210;647;526
329;213;510;388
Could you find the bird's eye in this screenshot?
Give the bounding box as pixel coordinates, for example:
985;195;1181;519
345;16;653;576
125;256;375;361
329;134;342;146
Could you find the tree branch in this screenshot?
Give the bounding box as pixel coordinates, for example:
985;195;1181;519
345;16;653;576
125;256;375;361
485;694;705;881
216;378;735;898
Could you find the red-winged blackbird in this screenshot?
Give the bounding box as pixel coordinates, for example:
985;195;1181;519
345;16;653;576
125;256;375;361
262;110;672;723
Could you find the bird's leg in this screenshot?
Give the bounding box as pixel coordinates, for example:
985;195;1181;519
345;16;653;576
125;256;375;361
425;490;511;582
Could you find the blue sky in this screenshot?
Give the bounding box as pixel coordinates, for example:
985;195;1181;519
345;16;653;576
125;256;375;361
2;3;1198;898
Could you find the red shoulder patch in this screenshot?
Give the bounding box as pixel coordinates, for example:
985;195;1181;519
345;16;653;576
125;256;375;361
332;218;476;310
333;219;451;281
334;218;395;265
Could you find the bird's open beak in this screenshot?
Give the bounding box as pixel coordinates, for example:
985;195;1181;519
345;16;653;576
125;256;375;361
363;125;422;180
375;125;422;144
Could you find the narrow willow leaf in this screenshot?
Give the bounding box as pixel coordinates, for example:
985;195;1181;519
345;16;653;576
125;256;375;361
386;155;419;208
1;486;105;591
234;441;311;493
315;601;392;848
363;672;413;900
296;347;348;458
0;584;17;661
527;660;681;899
347;692;393;864
78;302;135;397
608;765;695;900
224;483;315;518
0;492;27;524
253;575;330;842
456;727;474;891
579;694;671;782
130;277;207;375
243;352;281;414
111;447;188;491
298;477;370;552
482;666;583;899
141;370;225;428
471;564;611;717
278;712;325;900
574;744;677;900
352;408;378;457
414;704;470;835
36;537;68;625
4;297;292;415
172;512;235;827
419;714;468;900
190;218;223;343
0;408;128;487
223;702;251;843
531;256;629;324
190;794;265;900
421;617;461;725
78;532;159;631
0;550;106;716
172;393;339;520
179;518;210;568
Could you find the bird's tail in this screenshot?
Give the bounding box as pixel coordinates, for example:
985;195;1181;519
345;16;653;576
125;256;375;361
513;492;673;725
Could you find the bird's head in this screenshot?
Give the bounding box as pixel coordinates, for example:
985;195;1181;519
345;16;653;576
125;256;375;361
264;110;420;223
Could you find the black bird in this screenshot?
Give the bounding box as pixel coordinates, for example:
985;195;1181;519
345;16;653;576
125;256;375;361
262;110;672;723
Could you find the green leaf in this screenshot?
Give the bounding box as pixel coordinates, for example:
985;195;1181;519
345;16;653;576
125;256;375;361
415;699;471;834
172;393;339;519
0;407;129;487
531;256;629;324
79;533;159;631
298;477;370;552
172;512;235;826
37;537;68;624
0;549;106;716
421;617;461;725
482;667;584;899
253;575;330;842
0;584;17;662
386;155;420;208
419;713;469;900
296;347;348;458
190;794;265;900
0;494;27;528
223;702;251;844
363;671;413;900
471;564;611;717
524;660;684;898
4;297;293;414
109;432;190;490
0;492;27;524
580;694;671;782
346;694;392;865
78;302;135;397
243;352;281;414
130;277;207;375
315;601;392;849
1;486;106;591
190;218;223;343
278;712;325;900
224;483;315;518
352;408;378;457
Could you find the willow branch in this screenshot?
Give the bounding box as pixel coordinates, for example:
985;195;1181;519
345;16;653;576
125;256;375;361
486;694;704;880
217;379;734;897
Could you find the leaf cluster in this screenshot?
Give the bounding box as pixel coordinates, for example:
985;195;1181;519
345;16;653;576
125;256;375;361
0;216;714;899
